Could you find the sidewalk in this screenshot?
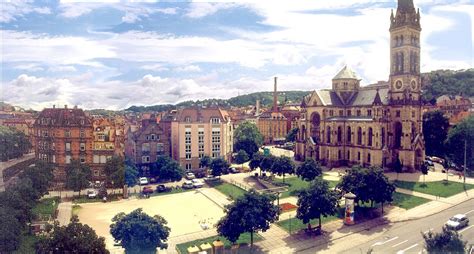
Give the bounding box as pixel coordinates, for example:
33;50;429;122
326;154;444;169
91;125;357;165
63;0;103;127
57;201;72;226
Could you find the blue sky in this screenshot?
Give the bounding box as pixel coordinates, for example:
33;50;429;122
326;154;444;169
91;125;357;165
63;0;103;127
1;0;473;110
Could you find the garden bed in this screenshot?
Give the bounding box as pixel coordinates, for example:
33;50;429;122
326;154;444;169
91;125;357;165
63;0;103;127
176;233;263;254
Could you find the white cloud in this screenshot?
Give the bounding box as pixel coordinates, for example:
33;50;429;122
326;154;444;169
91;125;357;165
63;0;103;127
174;65;202;72
14;63;44;72
48;65;77;72
185;2;237;18
141;64;169;72
1;1;51;23
58;3;98;18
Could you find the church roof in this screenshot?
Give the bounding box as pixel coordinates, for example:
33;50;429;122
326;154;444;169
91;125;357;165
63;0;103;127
333;66;359;80
307;85;389;107
349;87;389;106
316;90;344;106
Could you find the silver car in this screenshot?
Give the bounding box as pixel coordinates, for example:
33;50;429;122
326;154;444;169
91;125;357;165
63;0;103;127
446;214;469;230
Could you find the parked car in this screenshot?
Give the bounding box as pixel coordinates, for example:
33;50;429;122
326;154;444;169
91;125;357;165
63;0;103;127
205;175;220;182
156;184;171;193
191;179;204;188
229;167;239;174
142;186;154;194
139;177;149;185
185;172;196;180
425;160;434;167
182;180;194;189
149;177;157;184
431;156;445;164
87;189;98;199
445;214;469;230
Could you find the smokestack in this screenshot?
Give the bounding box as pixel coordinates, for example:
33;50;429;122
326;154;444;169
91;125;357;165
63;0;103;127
256;100;260;116
273;77;278;112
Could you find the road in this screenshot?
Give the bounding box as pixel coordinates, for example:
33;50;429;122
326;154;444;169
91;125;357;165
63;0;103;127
340;199;474;254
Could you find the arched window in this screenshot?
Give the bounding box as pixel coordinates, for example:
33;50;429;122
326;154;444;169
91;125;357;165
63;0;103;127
368;127;373;147
326;126;331;144
357;127;362;145
338;150;342;160
394;122;402;149
337;126;342;143
381;127;385;147
311;113;321;141
347;151;350;160
368;153;371;163
347;126;351;144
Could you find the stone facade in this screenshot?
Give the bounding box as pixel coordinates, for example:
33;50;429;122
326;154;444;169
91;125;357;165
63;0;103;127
295;0;425;171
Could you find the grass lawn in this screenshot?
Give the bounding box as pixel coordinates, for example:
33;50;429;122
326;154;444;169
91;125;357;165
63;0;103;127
33;197;60;220
392;192;430;209
211;181;247;200
273;177;340;198
13;232;38;254
72;204;82;216
395;180;474;198
277;208;344;233
176;233;262;254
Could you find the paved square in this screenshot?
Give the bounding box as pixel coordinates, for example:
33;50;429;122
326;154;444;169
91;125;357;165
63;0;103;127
77;190;225;250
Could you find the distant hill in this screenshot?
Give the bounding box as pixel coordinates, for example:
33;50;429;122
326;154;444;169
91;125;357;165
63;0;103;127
421;69;474;102
124;91;311;113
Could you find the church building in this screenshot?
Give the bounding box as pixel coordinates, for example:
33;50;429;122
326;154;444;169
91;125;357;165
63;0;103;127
295;0;425;171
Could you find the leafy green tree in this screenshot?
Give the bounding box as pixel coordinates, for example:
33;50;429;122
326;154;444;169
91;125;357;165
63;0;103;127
19;160;54;198
234;150;249;169
421;69;474;101
271;156;295;183
422;226;467;254
210;157;230;177
234;122;263;157
104;156;125;188
445;115;474;175
0;126;31;161
217;190;279;246
296;158;322;181
0;206;22;252
199;155;212;169
125;159;139;187
249;152;263;173
260;155;276;174
423;111;449;157
36;216;109;254
110;208;170;254
150;156;171;177
159;160;183;182
65;160;92;196
286;128;299;142
297;178;339;229
0;188;35;224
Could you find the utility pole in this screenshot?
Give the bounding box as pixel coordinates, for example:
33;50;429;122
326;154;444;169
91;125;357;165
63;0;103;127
464;139;467;186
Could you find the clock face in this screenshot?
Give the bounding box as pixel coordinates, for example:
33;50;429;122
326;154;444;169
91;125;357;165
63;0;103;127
411;80;417;90
395;80;403;90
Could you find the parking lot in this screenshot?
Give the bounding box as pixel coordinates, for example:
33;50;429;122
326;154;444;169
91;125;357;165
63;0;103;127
77;189;225;251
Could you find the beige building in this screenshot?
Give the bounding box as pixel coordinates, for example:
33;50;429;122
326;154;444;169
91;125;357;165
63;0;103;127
170;107;233;171
295;0;425;171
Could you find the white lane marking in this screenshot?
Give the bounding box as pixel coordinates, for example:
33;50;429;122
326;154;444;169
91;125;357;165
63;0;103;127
459;225;474;233
392;240;408;248
371;236;399;246
396;243;419;254
465;210;474;215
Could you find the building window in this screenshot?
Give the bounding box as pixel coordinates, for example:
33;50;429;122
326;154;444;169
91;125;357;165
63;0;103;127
185;117;191;123
43;130;49;137
65;142;71;152
326;126;331;144
338;150;342;160
151;134;155;140
212;134;220;143
368;127;373;147
198;144;204;153
142;143;150;152
396;110;401;117
357;152;361;161
367;153;371;163
343;82;348;89
212;144;220;158
185;153;192;160
347;151;350;160
94;170;99;177
337;126;342;143
80;156;86;164
186;164;192;170
142;156;150;163
381;127;386;147
367;110;372;116
145;135;150;140
80;130;85;138
346;127;351;144
339;110;344;116
211;118;220;124
357;127;362;145
65;130;71;138
52;155;56;163
412;111;415;118
356;110;361;117
185;130;191;144
100;155;107;164
80;142;86;151
347;110;352;116
93;155;100;163
66;155;71;164
157;143;164;154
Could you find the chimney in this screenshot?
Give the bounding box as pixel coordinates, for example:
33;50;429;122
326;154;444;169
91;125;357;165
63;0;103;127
53;105;55;109
255;100;260;116
273;77;278;112
64;105;67;109
74;105;78;109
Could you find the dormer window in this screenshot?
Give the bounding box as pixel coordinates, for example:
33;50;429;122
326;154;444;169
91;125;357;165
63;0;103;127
211;118;220;124
343;82;348;89
185;117;191;123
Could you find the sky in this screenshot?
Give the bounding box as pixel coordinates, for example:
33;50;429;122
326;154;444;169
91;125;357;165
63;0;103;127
1;0;473;110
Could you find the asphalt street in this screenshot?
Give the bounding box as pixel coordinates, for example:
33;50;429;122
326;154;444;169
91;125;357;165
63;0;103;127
341;198;474;254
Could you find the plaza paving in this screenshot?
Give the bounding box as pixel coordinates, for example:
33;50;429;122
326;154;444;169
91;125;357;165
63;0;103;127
77;188;228;252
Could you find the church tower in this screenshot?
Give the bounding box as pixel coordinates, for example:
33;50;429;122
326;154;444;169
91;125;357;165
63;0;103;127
388;0;424;171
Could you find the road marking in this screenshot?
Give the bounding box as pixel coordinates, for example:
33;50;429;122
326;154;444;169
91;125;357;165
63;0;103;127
465;210;474;215
392;240;408;248
396;243;419;254
459;225;474;233
371;236;399;246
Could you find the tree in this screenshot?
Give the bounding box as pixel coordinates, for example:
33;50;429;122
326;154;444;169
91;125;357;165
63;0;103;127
65;160;92;196
210;157;229;177
125;159;139;187
423;111;449;157
421;162;429;184
260;155;276;175
36;216;109;254
159;160;183;182
0;206;22;252
217;190;279;247
296;158;322;181
249;152;263;173
445;115;474;175
0;187;35;224
296;178;339;229
271;156;295;183
286;127;299;142
234;150;249;170
422;226;467;254
110;208;170;254
19;160;54;198
0;126;31;161
234;122;263;157
104;156;125;188
150;156;171;177
393;156;403;181
200;155;212;169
